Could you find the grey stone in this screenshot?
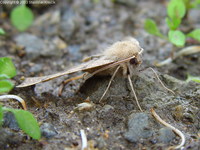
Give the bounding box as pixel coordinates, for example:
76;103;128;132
124;113;153;142
3;112;20;131
14;33;62;60
40;123;58;138
14;33;45;60
157;127;175;144
60;8;78;38
29;64;43;73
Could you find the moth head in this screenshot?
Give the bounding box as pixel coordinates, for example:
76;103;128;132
129;43;143;67
129;56;142;67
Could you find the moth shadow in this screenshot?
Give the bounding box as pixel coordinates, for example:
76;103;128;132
79;69;176;109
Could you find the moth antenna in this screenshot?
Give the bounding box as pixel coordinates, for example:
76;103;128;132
151;108;185;150
85;56;136;80
139;48;144;54
58;73;87;96
99;66;121;103
149;67;175;95
127;74;143;112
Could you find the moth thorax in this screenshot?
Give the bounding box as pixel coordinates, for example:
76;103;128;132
104;40;141;61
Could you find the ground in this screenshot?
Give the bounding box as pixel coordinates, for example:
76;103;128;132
0;0;200;150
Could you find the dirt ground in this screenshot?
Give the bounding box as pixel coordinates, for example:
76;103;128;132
0;0;200;150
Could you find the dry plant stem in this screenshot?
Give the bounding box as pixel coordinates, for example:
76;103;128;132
149;67;175;95
127;74;143;112
0;95;27;110
151;108;185;150
99;66;121;103
58;73;86;96
80;129;87;150
156;45;200;66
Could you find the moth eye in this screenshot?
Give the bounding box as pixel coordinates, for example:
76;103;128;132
130;58;138;65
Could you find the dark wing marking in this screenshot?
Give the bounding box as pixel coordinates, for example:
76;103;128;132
17;57;114;87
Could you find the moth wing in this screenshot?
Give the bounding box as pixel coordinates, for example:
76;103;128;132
17;57;115;87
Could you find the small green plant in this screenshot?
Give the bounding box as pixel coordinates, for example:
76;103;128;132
0;105;41;140
0;28;6;35
186;74;200;83
0;57;41;140
10;4;34;31
0;57;16;94
144;0;200;47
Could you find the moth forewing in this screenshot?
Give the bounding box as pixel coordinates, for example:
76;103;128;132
16;56;115;87
17;37;142;88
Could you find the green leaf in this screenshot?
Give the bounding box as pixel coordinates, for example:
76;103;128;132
166;17;181;30
186;75;200;83
144;19;164;38
187;29;200;41
0;105;3;126
0;80;14;94
168;30;186;47
0;57;17;80
0;28;5;35
11;5;34;31
10;109;41;140
167;0;186;19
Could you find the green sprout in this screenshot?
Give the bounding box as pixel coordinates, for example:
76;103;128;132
10;4;34;31
0;57;16;94
186;74;200;83
144;0;200;47
0;105;41;140
0;28;6;35
0;57;41;140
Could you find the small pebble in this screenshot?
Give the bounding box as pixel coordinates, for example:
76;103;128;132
157;127;175;144
124;113;153;142
40;123;58;138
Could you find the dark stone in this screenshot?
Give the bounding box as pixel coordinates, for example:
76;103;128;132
124;113;153;142
157;127;175;144
3;112;20;131
40;123;58;138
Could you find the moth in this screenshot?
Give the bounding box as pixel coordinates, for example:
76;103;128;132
17;37;174;111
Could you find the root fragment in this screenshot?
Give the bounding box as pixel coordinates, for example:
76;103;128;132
80;129;87;150
151;108;185;150
0;95;27;110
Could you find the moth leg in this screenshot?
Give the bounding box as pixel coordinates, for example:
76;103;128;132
120;63;128;76
99;66;121;103
148;67;175;95
127;74;143;112
58;73;87;96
